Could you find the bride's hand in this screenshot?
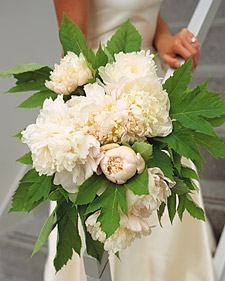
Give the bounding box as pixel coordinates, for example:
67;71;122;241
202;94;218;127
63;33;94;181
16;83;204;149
158;28;200;72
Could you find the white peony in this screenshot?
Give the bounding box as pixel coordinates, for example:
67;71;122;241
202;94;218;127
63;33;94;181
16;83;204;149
98;50;158;85
107;77;173;142
100;144;145;184
85;211;152;253
127;167;175;218
21;95;103;193
45;51;92;95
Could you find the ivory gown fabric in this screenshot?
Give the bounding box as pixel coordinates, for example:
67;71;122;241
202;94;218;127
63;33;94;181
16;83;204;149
44;1;216;280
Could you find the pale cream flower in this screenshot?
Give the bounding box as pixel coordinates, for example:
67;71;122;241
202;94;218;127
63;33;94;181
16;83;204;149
98;50;158;85
21;95;102;193
85;211;152;253
127;167;175;218
100;145;145;184
45;52;92;95
107;77;173;142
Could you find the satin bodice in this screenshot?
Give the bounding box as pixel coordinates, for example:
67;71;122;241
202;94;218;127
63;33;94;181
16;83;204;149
89;0;163;52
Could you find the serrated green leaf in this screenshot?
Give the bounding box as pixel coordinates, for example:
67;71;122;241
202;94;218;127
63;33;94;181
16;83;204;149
16;152;32;165
172;151;182;175
106;19;142;57
94;43;108;69
9;182;31;213
86;183;128;238
193;132;225;158
181;166;199;181
124;168;149;196
167;192;176;224
32;206;58;256
13;131;22;139
69;193;77;204
48;189;63;201
58;186;69;202
27;175;52;203
205;114;225;127
184;178;199;193
18;90;57;108
59;14;96;72
177;195;186;221
170;83;225;136
76;174;108;205
156;123;203;170
20;168;39;183
148;148;174;180
132;142;152;162
163;59;192;105
0;63;48;78
172;177;189;195
185;194;205;221
157;202;166;227
78;205;104;263
54;204;81;272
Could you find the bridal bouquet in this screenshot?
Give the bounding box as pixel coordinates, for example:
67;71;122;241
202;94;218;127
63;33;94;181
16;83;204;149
1;16;225;271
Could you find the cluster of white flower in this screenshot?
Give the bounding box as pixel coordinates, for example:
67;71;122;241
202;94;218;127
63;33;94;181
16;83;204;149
86;166;174;253
21;50;174;253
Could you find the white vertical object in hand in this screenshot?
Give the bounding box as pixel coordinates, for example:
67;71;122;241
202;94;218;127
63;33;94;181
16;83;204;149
163;0;222;83
214;226;225;281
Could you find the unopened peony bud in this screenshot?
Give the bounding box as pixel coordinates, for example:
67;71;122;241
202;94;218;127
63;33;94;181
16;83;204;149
100;145;145;184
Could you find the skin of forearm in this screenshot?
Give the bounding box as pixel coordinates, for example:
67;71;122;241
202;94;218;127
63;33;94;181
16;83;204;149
54;0;89;39
153;14;173;53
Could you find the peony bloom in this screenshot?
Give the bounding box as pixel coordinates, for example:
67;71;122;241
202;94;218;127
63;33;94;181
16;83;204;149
45;51;92;95
107;77;173;142
21;95;103;193
98;50;158;85
85;211;152;253
127;167;175;218
100;145;145;184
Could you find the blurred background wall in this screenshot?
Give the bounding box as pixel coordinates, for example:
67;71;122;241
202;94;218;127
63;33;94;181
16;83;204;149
0;0;224;280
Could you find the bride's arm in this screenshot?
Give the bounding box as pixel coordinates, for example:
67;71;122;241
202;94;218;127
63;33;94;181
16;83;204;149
153;14;200;72
54;0;89;40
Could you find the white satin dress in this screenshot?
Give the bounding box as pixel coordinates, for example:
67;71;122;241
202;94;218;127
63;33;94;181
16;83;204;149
44;1;216;280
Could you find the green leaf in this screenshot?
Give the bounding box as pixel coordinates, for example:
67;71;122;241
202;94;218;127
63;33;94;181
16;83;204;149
54;204;81;272
184;179;199;193
167;192;176;224
157;202;166;227
59;14;96;71
172;177;189;195
6;67;51;93
205;114;225;127
58;186;69;202
13;131;22;139
132;142;152;162
27;175;52;203
177;195;186;221
76;174;108;205
172;151;182;175
156;123;203;170
185;194;205;221
124;168;149;196
163;59;192;105
193;132;225;158
20;168;39;183
181;166;199;181
170;83;225;136
106;19;142;57
0;63;48;78
148;148;173;180
32;206;58;256
18;90;57;108
86;183;128;238
9;182;31;213
78;205;104;263
16;152;32;165
94;44;108;69
48;189;63;201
